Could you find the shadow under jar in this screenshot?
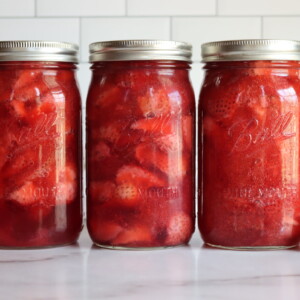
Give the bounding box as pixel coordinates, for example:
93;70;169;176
199;39;300;250
0;41;82;248
86;40;195;249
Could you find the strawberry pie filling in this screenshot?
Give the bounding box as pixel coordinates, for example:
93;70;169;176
87;60;195;248
199;61;300;248
0;62;82;247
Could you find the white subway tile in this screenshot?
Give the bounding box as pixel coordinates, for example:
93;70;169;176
77;63;91;106
263;17;300;40
0;0;34;17
128;0;215;16
81;17;170;62
37;0;125;16
172;17;261;61
0;18;79;44
218;0;300;15
190;62;204;100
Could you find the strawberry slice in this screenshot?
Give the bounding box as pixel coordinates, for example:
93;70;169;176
131;115;174;135
91;141;111;161
154;134;182;153
42;73;60;87
202;115;234;154
39;101;56;114
9;181;37;205
116;165;165;188
55;165;77;205
135;143;188;178
87;84;134;122
10;95;56;125
114;183;140;207
89;181;116;203
137;88;170;117
94;86;122;108
114;69;157;91
13;70;43;101
10;70;58;124
207;97;237;120
10;99;27;117
166;212;193;245
203;72;291;123
96;123;122;144
202;72;244;121
2;146;38;180
89;220;123;242
112;225;152;246
14;70;41;87
15;70;55;96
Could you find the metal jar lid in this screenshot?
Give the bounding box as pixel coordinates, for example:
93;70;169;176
0;40;79;63
201;39;300;62
89;40;192;62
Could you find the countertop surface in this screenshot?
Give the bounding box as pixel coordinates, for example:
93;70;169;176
1;228;300;300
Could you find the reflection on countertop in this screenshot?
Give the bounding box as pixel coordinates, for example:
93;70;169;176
0;227;300;300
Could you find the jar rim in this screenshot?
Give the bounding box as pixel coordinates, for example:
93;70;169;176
201;39;300;62
0;40;79;63
89;40;192;63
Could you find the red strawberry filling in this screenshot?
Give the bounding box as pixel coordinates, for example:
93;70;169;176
87;61;195;248
200;62;300;248
0;63;81;247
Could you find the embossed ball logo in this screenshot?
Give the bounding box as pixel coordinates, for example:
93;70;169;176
227;111;296;154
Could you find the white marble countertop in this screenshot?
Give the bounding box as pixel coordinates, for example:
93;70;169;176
1;227;300;300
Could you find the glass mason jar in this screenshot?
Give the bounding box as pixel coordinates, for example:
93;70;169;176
87;40;195;249
199;39;300;249
0;41;82;248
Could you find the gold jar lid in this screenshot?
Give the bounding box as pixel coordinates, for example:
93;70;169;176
89;40;192;62
0;40;78;63
202;39;300;62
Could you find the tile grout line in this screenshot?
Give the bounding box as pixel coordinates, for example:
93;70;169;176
170;16;172;40
1;15;300;19
34;0;37;17
0;14;300;20
215;0;219;15
79;18;82;62
261;16;264;38
125;0;128;16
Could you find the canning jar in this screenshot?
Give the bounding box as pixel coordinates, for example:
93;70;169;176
87;40;195;249
0;41;82;248
199;39;300;249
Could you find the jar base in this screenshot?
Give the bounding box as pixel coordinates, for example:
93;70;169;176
0;240;79;250
206;242;297;251
93;242;186;251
